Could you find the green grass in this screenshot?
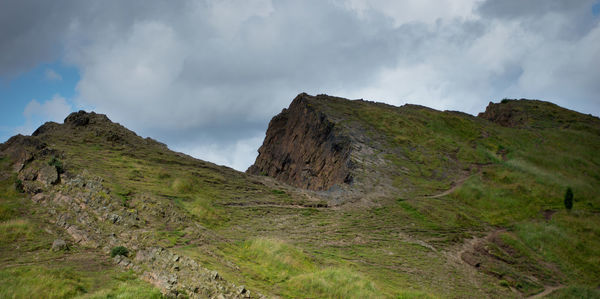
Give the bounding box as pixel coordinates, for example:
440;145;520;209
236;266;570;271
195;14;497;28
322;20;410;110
0;218;36;245
284;268;379;298
76;271;163;299
2;97;599;298
0;266;87;298
229;237;316;284
514;213;600;285
548;286;600;299
0;266;162;299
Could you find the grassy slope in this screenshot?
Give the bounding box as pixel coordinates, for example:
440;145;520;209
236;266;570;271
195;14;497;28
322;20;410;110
0;157;162;298
1;98;599;298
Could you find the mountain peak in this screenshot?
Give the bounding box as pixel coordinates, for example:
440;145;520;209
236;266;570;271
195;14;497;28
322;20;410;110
478;99;600;132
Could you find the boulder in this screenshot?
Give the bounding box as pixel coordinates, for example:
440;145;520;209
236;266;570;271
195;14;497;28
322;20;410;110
37;164;59;186
51;239;68;251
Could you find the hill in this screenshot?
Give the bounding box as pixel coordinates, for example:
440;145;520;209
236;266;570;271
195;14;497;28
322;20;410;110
1;94;599;298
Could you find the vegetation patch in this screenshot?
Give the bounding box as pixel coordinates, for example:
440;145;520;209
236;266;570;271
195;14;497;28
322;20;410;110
110;246;129;258
284;268;379;298
0;266;87;298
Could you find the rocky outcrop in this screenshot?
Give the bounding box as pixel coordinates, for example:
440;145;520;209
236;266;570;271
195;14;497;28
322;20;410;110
478;99;600;131
1;129;258;298
247;93;354;191
21;170;258;298
477;100;529;127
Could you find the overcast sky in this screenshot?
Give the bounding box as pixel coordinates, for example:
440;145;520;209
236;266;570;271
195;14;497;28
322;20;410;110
1;0;599;171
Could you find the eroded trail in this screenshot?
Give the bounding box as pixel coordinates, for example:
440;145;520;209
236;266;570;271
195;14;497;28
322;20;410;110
422;174;471;198
420;164;488;199
526;285;564;299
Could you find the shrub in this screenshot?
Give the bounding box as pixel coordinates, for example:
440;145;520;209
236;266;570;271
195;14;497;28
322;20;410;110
48;157;64;174
564;187;573;211
14;179;24;193
501;99;510;104
110;246;129;258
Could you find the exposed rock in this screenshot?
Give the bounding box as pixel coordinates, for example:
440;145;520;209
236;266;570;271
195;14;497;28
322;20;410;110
32;121;61;136
22;180;44;194
478;99;600;131
37;164;59;186
64;110;92;126
108;213;121;224
66;226;97;248
32;193;46;203
18;166;38;181
248;93;354;191
51;239;68;251
478;101;528;127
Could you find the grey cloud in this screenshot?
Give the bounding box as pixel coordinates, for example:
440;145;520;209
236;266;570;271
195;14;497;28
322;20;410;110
0;1;74;77
1;0;599;170
477;0;595;18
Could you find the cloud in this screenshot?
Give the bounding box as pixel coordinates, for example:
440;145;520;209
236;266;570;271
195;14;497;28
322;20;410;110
44;69;62;81
16;94;72;135
174;135;264;171
1;0;599;170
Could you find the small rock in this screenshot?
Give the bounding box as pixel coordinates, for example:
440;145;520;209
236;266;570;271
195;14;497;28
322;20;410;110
109;214;121;224
51;239;68;251
32;193;46;203
113;254;124;264
37;164;59;186
210;271;219;280
167;274;178;285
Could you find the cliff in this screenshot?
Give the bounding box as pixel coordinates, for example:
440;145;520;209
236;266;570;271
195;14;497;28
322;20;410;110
247;94;353;191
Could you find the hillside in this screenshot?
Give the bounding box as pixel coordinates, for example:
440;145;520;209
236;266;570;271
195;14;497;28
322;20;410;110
1;94;600;298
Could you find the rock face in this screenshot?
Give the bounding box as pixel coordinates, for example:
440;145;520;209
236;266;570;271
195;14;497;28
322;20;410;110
477;100;529;127
247;93;354;191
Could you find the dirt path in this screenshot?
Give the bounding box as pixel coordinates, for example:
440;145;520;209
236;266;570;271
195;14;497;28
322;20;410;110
448;229;565;299
526;285;564;298
222;203;328;209
422;174;472;198
420;163;490;199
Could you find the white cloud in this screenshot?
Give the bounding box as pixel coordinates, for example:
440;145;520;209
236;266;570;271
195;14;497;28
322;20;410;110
2;0;600;170
16;94;72;135
44;68;62;81
341;0;483;25
173;135;264;171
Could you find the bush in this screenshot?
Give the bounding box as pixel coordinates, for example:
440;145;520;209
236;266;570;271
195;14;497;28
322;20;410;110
501;99;510;104
48;157;64;174
564;187;573;211
14;179;24;193
110;246;129;258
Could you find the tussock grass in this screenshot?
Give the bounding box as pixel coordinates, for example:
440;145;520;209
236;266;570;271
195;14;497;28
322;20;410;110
0;218;35;245
77;271;163;299
285;268;379;298
233;237;316;283
0;266;163;299
0;266;87;298
515;213;600;284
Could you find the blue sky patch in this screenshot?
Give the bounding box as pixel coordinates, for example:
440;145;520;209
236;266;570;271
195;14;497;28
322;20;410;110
593;1;600;16
0;61;79;142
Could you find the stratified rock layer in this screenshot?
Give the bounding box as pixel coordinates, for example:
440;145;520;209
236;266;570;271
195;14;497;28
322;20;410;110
248;94;353;191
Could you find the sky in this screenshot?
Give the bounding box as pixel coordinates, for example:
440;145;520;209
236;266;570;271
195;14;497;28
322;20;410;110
1;0;599;171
